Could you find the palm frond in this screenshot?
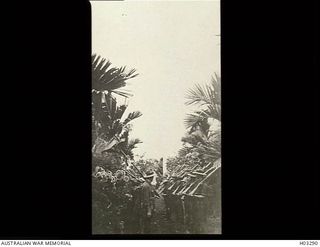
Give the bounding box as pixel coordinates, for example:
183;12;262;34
127;138;143;150
184;110;211;131
123;111;143;125
92;54;138;97
185;74;221;122
181;131;207;147
194;129;221;162
185;83;212;106
211;73;221;104
178;146;192;157
112;90;133;98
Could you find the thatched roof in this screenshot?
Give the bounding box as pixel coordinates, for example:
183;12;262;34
158;157;221;197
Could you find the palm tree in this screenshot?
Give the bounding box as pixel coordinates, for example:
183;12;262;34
92;54;138;123
92;54;142;155
92;97;142;155
180;73;221;163
184;73;221;132
179;126;221;165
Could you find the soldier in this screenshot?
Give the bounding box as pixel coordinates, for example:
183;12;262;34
161;179;171;220
126;178;143;234
138;171;155;234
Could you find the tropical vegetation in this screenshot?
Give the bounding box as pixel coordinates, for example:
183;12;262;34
92;53;221;234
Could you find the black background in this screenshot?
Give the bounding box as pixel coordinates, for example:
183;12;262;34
1;0;319;240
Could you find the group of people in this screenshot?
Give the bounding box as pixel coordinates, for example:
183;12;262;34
100;165;220;234
125;168;219;234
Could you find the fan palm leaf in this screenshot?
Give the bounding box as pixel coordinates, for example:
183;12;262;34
127;138;143;150
184;110;212;132
185;74;221;122
92;54;138;98
123;111;143;125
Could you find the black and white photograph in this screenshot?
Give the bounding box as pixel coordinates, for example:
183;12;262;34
1;0;318;243
91;0;221;234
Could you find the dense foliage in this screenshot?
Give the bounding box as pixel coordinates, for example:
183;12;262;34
92;55;145;233
159;75;222;233
167;74;221;175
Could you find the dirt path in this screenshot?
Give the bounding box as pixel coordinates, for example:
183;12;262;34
150;197;175;234
150;196;188;234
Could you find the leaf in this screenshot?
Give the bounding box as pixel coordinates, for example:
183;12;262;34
185;74;221;122
123;111;142;125
92;54;138;98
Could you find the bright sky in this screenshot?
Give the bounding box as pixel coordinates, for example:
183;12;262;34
92;0;220;160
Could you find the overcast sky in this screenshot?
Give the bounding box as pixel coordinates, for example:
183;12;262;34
92;0;220;160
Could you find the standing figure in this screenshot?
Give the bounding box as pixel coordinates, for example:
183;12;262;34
138;171;155;234
161;179;171;220
125;179;143;233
